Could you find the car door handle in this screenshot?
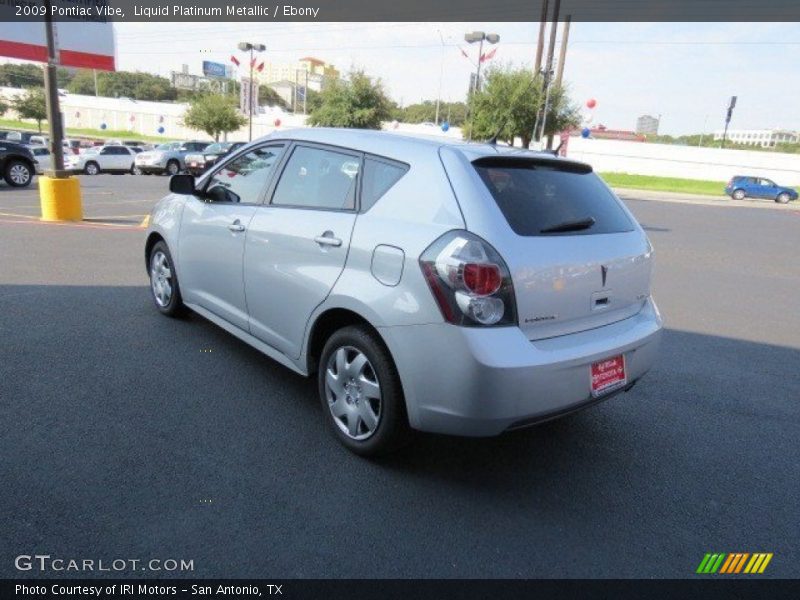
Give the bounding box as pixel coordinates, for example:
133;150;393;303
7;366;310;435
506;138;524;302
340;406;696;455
228;221;245;232
314;234;342;247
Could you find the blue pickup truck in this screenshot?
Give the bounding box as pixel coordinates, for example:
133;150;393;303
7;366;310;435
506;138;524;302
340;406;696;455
725;175;798;204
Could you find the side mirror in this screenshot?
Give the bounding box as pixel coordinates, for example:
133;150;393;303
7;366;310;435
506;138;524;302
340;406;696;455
169;174;196;195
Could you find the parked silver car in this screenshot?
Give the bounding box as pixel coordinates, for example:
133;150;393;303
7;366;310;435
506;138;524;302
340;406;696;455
135;141;211;175
144;129;662;455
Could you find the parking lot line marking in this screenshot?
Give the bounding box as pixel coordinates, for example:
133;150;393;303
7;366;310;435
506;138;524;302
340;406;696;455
0;210;39;220
0;216;145;231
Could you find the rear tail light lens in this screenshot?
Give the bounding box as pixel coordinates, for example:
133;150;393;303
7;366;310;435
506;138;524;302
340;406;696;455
420;230;517;327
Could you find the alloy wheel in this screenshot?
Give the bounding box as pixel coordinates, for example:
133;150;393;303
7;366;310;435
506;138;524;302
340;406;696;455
9;163;31;185
324;346;382;440
150;250;173;308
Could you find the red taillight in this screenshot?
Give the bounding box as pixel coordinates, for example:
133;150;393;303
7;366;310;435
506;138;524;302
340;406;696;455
419;231;517;327
463;263;502;296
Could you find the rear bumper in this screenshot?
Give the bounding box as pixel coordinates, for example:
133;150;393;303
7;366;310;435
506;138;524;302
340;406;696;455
379;297;663;437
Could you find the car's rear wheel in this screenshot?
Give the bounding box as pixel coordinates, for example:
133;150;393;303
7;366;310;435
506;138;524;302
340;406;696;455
732;189;745;200
166;160;180;176
776;192;790;204
149;241;186;317
84;161;100;176
4;159;33;187
318;325;410;456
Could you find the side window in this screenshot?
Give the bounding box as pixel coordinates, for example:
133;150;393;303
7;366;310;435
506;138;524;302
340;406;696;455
204;144;284;204
272;146;359;210
100;147;111;155
360;157;408;212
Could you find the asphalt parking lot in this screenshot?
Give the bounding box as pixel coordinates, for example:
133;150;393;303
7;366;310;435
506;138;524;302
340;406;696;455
1;174;798;578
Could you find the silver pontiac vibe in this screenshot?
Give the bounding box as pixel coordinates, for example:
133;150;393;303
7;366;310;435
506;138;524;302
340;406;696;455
144;128;662;456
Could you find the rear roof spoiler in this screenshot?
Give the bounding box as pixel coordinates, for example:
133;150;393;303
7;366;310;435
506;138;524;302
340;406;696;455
471;155;592;175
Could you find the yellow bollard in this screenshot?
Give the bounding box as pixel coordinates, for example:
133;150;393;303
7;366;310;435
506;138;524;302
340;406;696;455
39;176;83;222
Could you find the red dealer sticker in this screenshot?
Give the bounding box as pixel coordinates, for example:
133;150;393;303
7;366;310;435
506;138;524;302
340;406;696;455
591;355;627;398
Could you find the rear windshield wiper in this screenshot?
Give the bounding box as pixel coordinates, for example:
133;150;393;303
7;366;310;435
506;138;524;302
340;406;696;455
540;217;596;234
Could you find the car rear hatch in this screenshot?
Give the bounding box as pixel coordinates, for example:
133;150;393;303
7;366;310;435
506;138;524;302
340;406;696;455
440;149;653;340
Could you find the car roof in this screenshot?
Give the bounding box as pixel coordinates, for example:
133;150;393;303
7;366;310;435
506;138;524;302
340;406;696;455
256;127;589;169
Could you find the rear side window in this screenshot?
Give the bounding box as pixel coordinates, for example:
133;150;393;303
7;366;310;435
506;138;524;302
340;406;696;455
360;157;408;212
272;145;360;211
473;159;634;236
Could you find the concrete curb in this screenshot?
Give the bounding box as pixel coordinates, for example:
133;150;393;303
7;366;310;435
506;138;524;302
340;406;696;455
613;188;800;211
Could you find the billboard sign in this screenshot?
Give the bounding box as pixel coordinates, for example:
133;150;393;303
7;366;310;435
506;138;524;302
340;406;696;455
240;77;259;115
0;18;115;71
203;61;229;78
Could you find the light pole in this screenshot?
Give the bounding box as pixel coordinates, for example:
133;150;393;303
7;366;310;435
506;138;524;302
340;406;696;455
238;41;266;141
464;31;499;140
435;29;446;126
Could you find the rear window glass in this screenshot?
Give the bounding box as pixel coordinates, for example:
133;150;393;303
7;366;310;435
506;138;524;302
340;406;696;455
473;159;634;236
361;157;408;212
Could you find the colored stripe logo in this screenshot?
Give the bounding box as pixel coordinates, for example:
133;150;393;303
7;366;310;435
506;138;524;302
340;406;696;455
696;553;773;574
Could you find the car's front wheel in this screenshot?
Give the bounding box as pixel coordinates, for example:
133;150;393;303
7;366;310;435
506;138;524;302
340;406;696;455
732;189;746;200
149;241;186;317
4;159;33;187
318;325;410;456
84;161;100;176
776;192;790;204
166;160;180;176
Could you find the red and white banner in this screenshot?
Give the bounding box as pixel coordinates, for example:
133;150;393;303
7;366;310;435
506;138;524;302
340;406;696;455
0;22;116;71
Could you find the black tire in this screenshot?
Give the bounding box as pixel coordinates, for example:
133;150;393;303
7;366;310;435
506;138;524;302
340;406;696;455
166;160;180;176
4;159;33;187
318;325;411;456
131;164;142;175
776;192;790;204
732;189;746;200
148;241;187;317
84;161;100;176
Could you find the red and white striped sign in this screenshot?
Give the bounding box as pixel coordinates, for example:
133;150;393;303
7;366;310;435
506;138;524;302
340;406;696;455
0;22;115;71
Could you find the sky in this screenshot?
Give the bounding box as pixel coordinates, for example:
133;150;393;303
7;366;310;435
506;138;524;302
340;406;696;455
42;21;800;135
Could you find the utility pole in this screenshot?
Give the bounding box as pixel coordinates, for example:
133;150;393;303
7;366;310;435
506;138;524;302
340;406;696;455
43;0;65;176
534;0;549;75
721;95;737;149
555;15;571;88
434;29;446;125
538;0;560;147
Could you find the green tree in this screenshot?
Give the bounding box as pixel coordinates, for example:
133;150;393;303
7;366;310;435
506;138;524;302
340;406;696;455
0;98;8;117
401;100;468;126
66;69;97;95
182;94;247;141
307;70;392;129
12;87;47;132
67;70;177;101
466;65;579;147
258;85;287;109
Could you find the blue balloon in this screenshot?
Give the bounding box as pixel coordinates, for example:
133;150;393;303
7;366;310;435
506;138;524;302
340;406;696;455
157;126;165;134
581;127;591;138
100;123;107;130
441;121;450;132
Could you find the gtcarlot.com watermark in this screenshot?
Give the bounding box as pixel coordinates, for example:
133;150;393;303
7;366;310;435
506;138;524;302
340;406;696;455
15;554;194;573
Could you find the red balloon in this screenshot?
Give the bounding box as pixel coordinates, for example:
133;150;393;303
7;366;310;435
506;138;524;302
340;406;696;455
274;118;281;127
586;98;597;109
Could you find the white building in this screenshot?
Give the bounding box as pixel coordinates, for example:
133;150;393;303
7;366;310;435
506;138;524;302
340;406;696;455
712;129;798;148
635;115;660;136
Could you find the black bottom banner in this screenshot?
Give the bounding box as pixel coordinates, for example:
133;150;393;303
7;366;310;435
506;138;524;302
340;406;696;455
3;579;800;600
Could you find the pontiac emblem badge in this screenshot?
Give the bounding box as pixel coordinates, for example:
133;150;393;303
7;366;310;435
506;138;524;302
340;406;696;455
601;265;608;287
